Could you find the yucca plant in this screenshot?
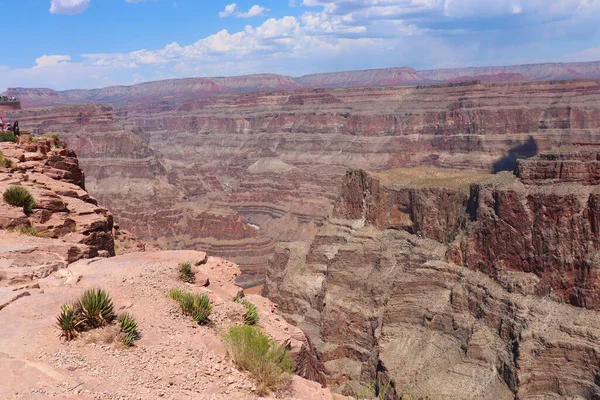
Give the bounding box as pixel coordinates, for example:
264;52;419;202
3;186;35;214
178;262;195;283
118;313;139;347
169;289;212;325
56;303;83;341
192;294;212;324
78;288;115;328
234;297;259;325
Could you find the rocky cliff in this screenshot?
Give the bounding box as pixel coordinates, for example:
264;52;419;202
265;162;600;399
6;79;600;286
0;139;333;399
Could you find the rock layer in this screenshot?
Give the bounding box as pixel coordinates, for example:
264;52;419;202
8;79;600;286
265;164;600;399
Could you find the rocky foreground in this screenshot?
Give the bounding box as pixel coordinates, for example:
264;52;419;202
0;139;333;400
265;152;600;399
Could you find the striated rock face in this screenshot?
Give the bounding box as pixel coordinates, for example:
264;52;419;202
9;79;600;286
265;165;600;399
8;61;600;108
4;104;275;286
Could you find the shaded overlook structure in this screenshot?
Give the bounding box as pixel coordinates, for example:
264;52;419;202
0;96;21;111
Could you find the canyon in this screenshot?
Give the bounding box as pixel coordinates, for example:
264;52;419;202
6;77;600;286
8;60;600;108
3;61;600;399
265;158;600;398
0;138;332;400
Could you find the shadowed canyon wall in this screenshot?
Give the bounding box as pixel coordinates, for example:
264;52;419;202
8;79;600;286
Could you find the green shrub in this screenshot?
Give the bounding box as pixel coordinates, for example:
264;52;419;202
15;225;38;236
44;133;60;141
78;288;115;328
3;186;35;214
223;325;294;395
169;287;184;301
169;289;212;325
0;153;15;168
118;313;139;347
0;132;16;142
56;303;83;341
178;262;195;283
234;297;259;325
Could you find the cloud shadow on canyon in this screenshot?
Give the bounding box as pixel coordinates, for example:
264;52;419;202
493;136;538;173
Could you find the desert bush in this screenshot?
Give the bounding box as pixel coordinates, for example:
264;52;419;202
178;262;195;283
15;225;38;236
0;132;16;142
223;325;294;395
78;288;115;328
169;289;212;324
0;153;15;168
56;303;83;341
44;133;60;141
234;296;259;325
118;313;139;347
3;186;35;213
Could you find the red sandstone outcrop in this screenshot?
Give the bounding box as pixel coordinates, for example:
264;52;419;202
0;141;333;399
265;163;600;398
0;139;115;286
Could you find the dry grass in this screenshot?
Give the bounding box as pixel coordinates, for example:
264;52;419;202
223;325;294;395
373;167;516;191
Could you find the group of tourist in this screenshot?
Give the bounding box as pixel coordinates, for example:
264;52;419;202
0;95;18;102
0;116;20;135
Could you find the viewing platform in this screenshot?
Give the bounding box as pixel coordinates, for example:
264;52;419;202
0;98;21;111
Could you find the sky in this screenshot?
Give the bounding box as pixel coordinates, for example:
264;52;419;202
1;0;600;90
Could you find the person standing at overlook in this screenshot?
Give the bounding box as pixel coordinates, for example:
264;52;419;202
12;121;19;137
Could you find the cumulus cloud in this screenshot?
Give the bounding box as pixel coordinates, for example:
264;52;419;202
219;3;269;18
35;55;72;68
49;0;90;15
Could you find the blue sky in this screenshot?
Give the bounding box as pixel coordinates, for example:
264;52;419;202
2;0;600;90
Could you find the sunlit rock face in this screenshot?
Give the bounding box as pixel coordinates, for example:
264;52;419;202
9;79;600;286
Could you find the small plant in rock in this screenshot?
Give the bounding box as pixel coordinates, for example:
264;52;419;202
169;289;212;325
15;225;38;236
118;313;139;347
0;132;16;142
78;288;115;328
178;262;195;283
234;296;259;325
56;303;83;341
0;153;15;168
223;325;294;395
169;287;184;302
3;186;35;214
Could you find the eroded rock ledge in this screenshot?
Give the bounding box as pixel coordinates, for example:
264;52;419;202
265;156;600;399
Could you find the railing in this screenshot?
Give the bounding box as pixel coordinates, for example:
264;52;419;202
0;97;19;104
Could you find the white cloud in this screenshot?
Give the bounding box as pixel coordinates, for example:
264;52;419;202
49;0;90;15
219;3;269;18
219;3;238;18
5;0;600;90
35;55;72;68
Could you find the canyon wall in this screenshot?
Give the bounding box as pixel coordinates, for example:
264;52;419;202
7;61;600;107
7;79;600;286
265;164;600;398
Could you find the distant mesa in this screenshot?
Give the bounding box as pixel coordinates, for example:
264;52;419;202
6;60;600;108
